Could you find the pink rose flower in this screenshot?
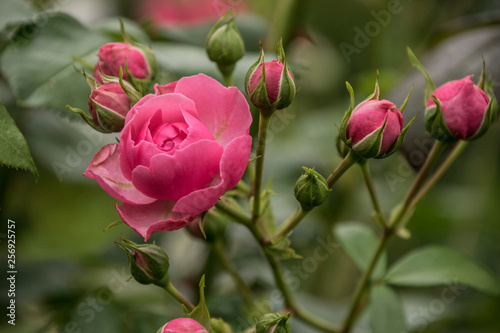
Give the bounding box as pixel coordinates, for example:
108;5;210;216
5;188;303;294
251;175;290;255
94;42;151;83
88;83;131;132
426;75;490;140
161;318;207;333
346;99;404;158
136;0;247;28
84;74;252;240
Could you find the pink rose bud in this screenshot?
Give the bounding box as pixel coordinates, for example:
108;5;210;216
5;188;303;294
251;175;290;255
84;74;252;240
116;236;170;287
425;75;493;141
245;40;296;116
160;318;208;333
93;41;157;93
87;83;131;133
345;100;404;158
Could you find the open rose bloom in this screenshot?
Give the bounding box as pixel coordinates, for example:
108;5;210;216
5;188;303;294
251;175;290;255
84;74;252;240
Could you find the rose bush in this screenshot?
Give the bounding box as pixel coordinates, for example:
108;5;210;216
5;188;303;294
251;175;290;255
84;74;252;240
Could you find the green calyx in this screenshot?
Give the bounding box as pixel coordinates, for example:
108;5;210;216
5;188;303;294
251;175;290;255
469;59;499;140
294;166;331;211
116;236;170;287
206;10;245;78
256;313;292;333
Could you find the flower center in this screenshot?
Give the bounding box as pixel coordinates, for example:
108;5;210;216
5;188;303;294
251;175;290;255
152;122;188;152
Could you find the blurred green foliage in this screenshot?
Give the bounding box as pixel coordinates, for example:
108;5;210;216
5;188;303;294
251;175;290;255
1;0;500;332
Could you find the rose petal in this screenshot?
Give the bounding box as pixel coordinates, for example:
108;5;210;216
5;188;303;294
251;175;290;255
173;74;252;146
154;81;178;95
117;200;197;240
84;144;156;205
131;139;223;201
174;135;252;214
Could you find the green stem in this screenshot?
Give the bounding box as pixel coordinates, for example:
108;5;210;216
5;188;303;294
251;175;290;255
235;180;251;197
340;228;393;333
358;160;387;227
223;73;234;87
326;150;361;188
389;141;448;229
213;239;255;306
163;282;196;311
409;141;468;212
262;246;339;333
215;200;251;225
252;114;272;223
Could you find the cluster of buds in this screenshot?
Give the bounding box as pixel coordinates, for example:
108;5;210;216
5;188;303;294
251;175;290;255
116;236;170;287
245;40;296;116
339;73;414;159
67;22;157;133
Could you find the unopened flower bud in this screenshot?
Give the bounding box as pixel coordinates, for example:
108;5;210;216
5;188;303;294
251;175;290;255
346;100;404;158
294;167;331;212
87;83;131;132
116;236;169;287
256;313;292;333
93;23;157;94
158;318;207;333
245;40;296;116
206;11;245;78
425;75;496;142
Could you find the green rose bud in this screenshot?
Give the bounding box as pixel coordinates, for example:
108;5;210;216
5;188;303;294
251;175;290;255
206;10;245;79
209;318;232;333
116;236;169;287
294;167;331;211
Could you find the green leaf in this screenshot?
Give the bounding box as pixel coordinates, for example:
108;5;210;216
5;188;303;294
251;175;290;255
187;275;211;330
0;0;35;31
1;13;107;114
370;284;407;333
384;246;500;295
407;46;436;103
334;222;387;279
0;102;38;179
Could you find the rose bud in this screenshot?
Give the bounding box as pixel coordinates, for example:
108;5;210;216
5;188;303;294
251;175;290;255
346;100;404;158
206;11;245;80
84;74;252;240
340;74;413;159
116;236;170;287
294;167;331;212
256;313;292;333
245;40;296;116
94;40;157;94
88;83;131;132
158;318;208;333
66;82;132;133
425;75;497;142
